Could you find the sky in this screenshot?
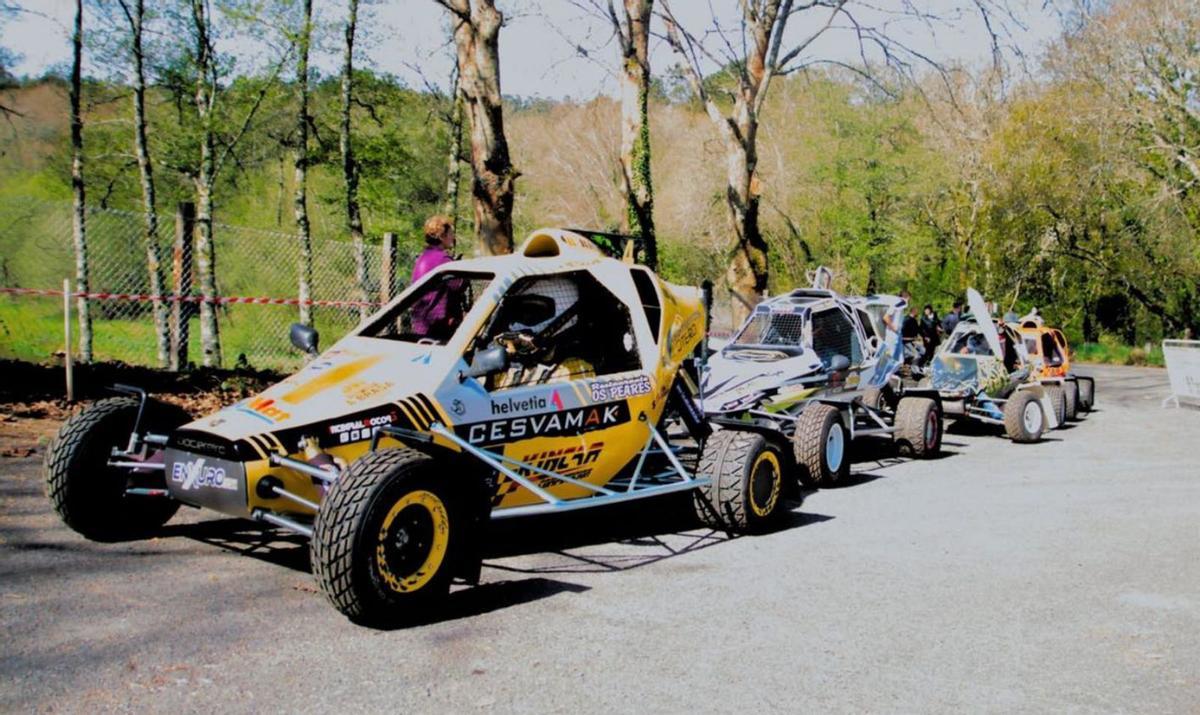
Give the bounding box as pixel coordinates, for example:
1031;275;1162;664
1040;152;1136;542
1;1;1066;100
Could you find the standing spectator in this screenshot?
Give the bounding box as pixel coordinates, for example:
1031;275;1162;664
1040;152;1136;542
918;304;940;366
410;215;462;340
941;299;963;336
412;215;457;283
883;289;911;337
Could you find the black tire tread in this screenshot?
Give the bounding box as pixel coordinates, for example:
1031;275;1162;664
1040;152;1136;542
45;397;188;540
694;429;753;531
1064;380;1079;421
310;448;446;623
1046;385;1066;427
1004;391;1043;443
793;403;845;486
894;397;940;458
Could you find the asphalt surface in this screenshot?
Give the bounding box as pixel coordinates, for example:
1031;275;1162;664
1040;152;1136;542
2;364;1197;713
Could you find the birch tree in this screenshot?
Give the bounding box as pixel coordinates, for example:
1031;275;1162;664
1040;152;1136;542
293;0;313;327
174;0;283;367
660;0;1023;322
608;0;656;268
340;0;368;320
433;0;516;255
69;0;93;362
442;67;464;226
115;0;169;366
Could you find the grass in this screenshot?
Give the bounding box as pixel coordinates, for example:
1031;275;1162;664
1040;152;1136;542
3;295;1169;371
0;296;360;372
1074;338;1165;367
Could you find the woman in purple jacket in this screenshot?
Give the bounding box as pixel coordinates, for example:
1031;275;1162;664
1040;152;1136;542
409;215;462;340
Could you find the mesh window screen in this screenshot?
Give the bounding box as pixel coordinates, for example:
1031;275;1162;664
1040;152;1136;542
734;312;807;346
811;309;860;365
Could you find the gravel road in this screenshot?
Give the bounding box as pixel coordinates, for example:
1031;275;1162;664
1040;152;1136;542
2;364;1197;713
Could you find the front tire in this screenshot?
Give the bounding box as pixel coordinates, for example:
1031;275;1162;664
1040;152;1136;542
1004;391;1045;443
694;429;787;533
311;449;463;626
45;397;190;541
1046;385;1067;427
894;397;942;458
793;403;851;486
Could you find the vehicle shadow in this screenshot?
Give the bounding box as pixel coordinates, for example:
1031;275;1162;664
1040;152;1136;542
158;518;311;573
151;494;833;595
480;493;831;576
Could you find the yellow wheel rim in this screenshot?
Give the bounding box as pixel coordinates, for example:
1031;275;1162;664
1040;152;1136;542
748;450;782;518
375;489;450;594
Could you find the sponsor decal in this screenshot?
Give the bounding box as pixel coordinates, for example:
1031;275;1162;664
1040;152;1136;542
281;354;383;404
668;313;704;361
490;390;563;415
329;413;396;444
458;401;630;445
235;397;291;424
517;442;604;488
341;380;393;404
171;458;237;492
176;436;230;457
589;374;652;402
450;399;466;416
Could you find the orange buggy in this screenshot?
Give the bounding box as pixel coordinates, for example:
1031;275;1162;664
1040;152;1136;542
1016;314;1095;420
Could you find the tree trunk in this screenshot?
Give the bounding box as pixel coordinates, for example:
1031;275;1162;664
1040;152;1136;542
617;0;656;268
444;0;516;255
340;0;369;322
295;0;313;327
719;106;767;325
69;0;92;363
192;0;220;367
661;0;779;325
442;70;463;227
126;0;168;367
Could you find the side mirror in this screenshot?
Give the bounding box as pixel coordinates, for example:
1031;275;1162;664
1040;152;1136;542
827;354;850;373
463;345;508;380
290;323;319;356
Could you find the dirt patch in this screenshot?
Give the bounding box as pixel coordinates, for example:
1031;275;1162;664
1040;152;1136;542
0;359;284;456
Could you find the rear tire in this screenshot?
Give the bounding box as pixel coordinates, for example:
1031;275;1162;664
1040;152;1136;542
45;397;190;541
894;397;942;458
693;430;787;533
861;385;896;413
793;404;850;486
1064;380;1079;421
1077;378;1095;412
1046;385;1067;427
1003;391;1044;443
311;449;464;626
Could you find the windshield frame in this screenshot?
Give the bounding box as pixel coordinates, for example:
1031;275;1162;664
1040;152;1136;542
356;269;497;347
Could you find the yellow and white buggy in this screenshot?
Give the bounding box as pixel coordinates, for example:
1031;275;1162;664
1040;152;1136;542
44;230;776;625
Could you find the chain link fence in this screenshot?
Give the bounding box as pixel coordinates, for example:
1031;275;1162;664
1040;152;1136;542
0;197;417;372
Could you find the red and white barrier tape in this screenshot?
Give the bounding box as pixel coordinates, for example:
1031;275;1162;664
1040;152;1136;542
0;286;379;308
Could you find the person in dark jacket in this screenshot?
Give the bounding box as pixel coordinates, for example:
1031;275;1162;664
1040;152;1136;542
941;300;963;336
918;304;940;366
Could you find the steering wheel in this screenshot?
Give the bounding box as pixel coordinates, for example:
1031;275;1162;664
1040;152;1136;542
491;300;584;358
494;330;539;357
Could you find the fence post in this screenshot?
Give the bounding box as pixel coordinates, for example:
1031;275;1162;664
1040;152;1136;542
381;232;397;305
63;278;74;402
170;202;195;372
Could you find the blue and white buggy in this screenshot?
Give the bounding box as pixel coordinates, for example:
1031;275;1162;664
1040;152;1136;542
924;288;1062;443
700;268;943;489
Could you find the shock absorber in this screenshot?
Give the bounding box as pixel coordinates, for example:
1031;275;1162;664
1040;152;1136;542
301;436;343;494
